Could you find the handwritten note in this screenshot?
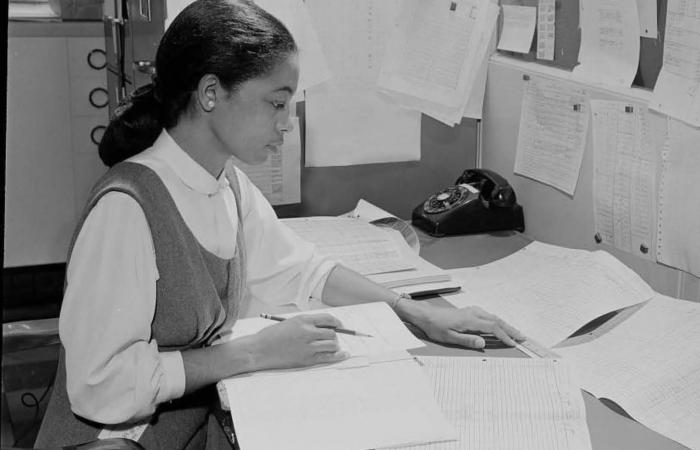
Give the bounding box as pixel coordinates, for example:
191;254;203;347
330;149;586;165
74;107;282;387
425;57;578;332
590;100;656;260
387;357;592;450
557;295;700;450
498;5;537;54
649;0;700;127
445;241;654;347
573;0;640;88
514;75;590;195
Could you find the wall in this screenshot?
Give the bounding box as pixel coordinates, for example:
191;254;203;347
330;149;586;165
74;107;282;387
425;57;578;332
275;112;478;220
481;55;699;301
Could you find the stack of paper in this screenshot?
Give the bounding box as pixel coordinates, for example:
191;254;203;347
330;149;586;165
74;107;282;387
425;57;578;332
283;210;458;294
218;303;457;450
377;0;500;125
444;241;655;348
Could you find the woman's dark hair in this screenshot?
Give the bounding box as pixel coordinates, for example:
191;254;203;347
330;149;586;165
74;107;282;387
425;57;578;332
99;0;297;167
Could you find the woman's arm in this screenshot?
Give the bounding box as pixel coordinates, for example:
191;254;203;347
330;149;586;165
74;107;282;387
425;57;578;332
320;264;524;348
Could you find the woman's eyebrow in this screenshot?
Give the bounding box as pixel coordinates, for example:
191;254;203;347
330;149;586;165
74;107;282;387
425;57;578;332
273;86;294;94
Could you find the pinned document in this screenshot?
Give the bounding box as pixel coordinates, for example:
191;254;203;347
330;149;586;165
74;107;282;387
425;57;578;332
513;75;590;196
377;0;499;125
230;117;301;205
590;100;656;260
649;0;700;127
536;0;556;61
573;0;640;88
497;5;537;54
304;0;421;166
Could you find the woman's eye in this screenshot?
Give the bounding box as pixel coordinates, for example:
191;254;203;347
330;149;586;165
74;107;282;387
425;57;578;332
272;101;286;110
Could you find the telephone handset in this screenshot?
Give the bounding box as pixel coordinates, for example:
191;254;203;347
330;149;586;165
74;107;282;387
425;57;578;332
412;168;525;237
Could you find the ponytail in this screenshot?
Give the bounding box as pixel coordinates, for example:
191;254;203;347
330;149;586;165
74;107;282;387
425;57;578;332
98;84;163;167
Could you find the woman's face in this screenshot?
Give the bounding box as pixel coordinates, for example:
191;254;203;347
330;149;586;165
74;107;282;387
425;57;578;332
211;54;299;165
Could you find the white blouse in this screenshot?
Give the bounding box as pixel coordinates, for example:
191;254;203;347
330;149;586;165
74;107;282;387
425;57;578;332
59;130;335;424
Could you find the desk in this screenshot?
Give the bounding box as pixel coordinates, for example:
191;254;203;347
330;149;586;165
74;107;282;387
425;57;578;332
411;230;688;450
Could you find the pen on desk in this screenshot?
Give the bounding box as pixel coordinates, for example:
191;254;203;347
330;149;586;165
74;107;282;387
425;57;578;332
406;286;461;299
259;314;373;337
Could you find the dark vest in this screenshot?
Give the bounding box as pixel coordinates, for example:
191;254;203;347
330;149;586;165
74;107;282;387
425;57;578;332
36;161;246;449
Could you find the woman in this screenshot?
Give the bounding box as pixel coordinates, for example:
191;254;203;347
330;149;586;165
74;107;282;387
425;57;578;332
37;0;523;447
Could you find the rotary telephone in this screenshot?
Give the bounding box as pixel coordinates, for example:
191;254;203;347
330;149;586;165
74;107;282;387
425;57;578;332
411;168;525;237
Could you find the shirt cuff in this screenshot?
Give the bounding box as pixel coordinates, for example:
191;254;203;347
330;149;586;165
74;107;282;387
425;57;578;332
310;260;338;302
156;351;186;404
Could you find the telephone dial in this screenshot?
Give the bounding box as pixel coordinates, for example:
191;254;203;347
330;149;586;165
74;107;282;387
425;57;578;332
412;168;525;237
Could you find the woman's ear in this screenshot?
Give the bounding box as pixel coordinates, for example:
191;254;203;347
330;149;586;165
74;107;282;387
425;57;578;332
197;74;220;112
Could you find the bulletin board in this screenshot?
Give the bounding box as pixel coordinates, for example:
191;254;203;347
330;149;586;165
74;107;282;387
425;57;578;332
497;0;667;89
481;56;700;302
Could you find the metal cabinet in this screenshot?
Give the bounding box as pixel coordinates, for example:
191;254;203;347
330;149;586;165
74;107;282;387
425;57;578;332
5;25;109;267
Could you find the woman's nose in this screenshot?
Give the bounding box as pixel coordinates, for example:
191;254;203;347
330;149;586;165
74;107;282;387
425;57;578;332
277;112;294;133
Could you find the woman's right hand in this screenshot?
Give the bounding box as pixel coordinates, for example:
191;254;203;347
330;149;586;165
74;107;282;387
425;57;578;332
249;313;349;371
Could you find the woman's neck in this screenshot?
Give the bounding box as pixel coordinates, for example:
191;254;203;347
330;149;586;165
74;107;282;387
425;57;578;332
168;120;227;179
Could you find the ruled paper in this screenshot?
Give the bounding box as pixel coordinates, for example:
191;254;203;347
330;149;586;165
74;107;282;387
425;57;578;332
387;357;592;450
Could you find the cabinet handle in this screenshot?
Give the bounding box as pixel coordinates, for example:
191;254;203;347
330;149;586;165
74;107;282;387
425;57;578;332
89;87;109;109
139;0;151;21
91;125;106;146
87;48;107;70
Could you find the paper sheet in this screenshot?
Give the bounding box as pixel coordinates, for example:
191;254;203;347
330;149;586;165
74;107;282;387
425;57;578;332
556;295;700;450
378;1;499;125
224;302;425;361
304;0;421;166
537;0;556;61
253;0;331;99
497;5;537;54
164;0;193;28
386;357;592;450
573;0;640;88
224;359;457;450
637;0;658;37
657;118;700;277
649;0;700;127
513;75;590;195
231;117;300;205
590;100;656;260
282;216;415;275
444;241;654;347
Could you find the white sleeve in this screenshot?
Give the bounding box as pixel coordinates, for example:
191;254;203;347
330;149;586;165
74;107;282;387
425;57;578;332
59;192;186;424
236;170;336;311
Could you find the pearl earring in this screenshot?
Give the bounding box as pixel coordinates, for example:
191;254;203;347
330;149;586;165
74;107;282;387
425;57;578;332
207;100;215;109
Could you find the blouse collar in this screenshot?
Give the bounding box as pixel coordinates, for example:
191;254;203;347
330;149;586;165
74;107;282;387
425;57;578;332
148;130;229;196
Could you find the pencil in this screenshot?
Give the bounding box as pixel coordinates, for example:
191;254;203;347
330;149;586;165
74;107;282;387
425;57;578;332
260;313;373;337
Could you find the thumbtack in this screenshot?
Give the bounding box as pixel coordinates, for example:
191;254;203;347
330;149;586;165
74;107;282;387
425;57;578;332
522;74;531;81
450;1;457;11
573;104;582;112
640;243;649;254
594;232;602;244
625;105;634;113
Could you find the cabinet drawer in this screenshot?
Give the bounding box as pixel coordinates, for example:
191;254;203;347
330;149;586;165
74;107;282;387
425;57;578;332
67;37;107;78
70;75;109;117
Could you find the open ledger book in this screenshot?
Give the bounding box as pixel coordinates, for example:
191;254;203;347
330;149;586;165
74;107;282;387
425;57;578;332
216;302;457;450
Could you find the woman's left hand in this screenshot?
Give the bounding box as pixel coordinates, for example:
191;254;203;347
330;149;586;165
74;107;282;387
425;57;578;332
405;302;525;349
